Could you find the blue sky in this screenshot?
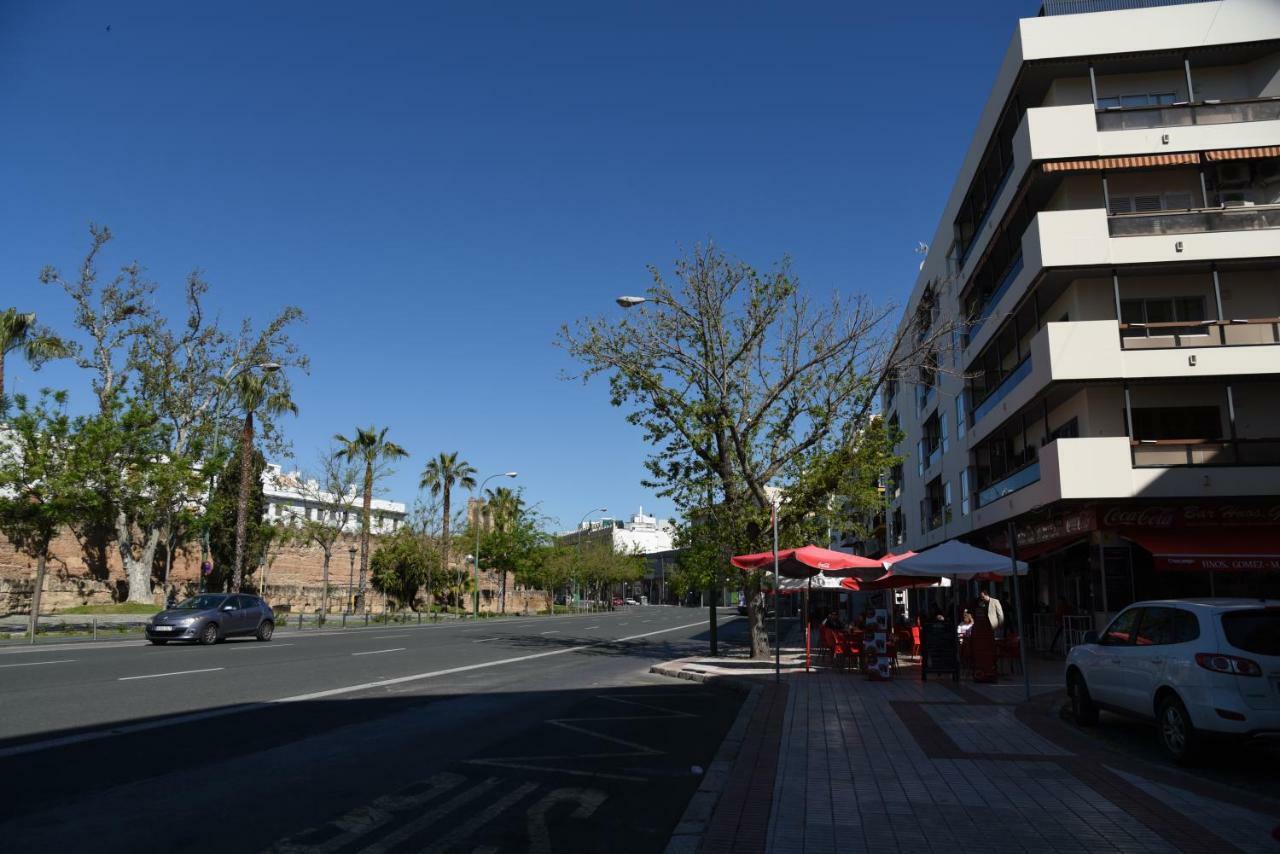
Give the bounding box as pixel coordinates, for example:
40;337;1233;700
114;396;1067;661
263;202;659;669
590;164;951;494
1;0;1031;530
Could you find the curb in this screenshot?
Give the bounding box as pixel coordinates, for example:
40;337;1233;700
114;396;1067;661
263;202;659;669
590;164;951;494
649;659;758;693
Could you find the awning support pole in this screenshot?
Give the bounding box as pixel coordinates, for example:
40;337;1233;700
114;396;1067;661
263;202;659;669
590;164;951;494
1008;520;1031;702
773;501;781;683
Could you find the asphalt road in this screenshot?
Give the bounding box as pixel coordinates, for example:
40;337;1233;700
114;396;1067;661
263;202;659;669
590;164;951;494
0;607;748;854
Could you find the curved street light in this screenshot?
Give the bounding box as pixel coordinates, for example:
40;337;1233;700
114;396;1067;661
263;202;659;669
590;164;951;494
575;507;608;613
473;471;518;619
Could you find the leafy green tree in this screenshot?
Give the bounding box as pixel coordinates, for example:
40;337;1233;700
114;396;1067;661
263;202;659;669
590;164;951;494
0;309;71;414
288;447;362;621
419;452;476;601
229;371;297;592
0;391;86;638
370;527;436;608
336;427;409;610
204;445;272;593
479;487;549;612
561;244;937;656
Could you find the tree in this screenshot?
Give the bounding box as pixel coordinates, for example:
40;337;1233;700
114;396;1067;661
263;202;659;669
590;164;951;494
479;487;549;612
336;427;409;611
230;371;297;592
370;527;436;608
0;391;85;639
0;309;71;414
288;447;362;622
419;452;476;602
204;445;272;593
561;244;941;657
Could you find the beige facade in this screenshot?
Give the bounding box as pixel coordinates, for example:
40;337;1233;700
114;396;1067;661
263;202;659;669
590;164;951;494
883;1;1280;621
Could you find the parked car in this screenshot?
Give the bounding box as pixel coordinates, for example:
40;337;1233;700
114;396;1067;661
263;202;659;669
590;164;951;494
625;597;640;606
146;593;275;645
611;596;624;607
1065;598;1280;763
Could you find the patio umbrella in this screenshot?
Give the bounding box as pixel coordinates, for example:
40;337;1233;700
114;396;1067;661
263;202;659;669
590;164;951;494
731;544;882;578
841;571;943;592
887;540;1027;579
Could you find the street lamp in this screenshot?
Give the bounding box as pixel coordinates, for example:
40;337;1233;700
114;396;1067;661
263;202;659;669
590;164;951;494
615;296;646;308
473;471;518;619
200;361;281;593
576;507;607;614
347;545;357;613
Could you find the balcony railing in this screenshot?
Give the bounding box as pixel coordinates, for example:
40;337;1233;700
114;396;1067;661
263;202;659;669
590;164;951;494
967;253;1024;342
1131;438;1280;467
1096;97;1280;131
916;384;937;415
1120;317;1280;349
1041;0;1214;14
1108;205;1280;238
971;356;1032;425
977;460;1041;508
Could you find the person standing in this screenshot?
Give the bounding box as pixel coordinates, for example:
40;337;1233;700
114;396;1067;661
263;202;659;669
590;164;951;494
979;589;1005;638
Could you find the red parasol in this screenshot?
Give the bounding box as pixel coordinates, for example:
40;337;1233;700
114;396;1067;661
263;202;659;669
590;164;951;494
730;544;882;579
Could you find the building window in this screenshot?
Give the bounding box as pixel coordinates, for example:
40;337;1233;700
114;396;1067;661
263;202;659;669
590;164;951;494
917;439;925;477
956;392;967;440
960;469;971;516
1049;417;1079;442
943;480;953;520
1096;93;1176;109
941;410;950;454
1120;297;1207;338
1132;406;1222;440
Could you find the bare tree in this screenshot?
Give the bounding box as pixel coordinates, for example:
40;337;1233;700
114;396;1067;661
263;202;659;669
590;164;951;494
286;447;363;623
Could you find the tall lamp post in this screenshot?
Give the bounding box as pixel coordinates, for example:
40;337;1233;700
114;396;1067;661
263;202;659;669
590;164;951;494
473;471;518;619
200;361;280;593
576;507;608;614
347;545;357;613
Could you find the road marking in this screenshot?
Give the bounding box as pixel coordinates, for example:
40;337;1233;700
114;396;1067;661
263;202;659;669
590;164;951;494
0;618;729;758
539;630;559;635
352;648;405;656
372;633;411;639
355;778;502;854
119;667;224;681
583;625;599;630
472;637;502;643
0;658;76;669
230;643;295;649
420;781;539;853
642;620;653;623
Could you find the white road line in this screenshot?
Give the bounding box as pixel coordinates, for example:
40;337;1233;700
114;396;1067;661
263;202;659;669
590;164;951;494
372;634;411;639
583;625;600;630
539;630;559;635
230;642;295;649
352;648;405;656
472;638;502;643
642;620;653;623
119;667;224;681
0;618;729;758
0;658;76;669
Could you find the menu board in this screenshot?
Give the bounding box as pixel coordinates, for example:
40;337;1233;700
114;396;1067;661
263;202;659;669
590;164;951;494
921;620;959;681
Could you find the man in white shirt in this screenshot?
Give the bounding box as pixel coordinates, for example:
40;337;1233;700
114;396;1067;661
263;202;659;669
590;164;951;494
979;589;1005;638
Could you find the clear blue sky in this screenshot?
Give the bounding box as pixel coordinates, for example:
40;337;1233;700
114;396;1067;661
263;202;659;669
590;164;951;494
1;0;1032;531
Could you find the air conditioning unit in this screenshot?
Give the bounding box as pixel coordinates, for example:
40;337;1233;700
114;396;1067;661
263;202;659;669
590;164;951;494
1219;190;1255;207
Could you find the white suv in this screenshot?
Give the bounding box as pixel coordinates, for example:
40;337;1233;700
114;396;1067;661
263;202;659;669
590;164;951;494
1066;598;1280;763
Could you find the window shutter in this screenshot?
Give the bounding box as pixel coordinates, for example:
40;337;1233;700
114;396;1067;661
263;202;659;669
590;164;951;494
1108;196;1133;215
1133;194;1163;213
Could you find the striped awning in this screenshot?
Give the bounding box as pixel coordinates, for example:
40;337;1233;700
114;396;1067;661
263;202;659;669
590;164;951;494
1205;146;1280;162
1042;152;1200;173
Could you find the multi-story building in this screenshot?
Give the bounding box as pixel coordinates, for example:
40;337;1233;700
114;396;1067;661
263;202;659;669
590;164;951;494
263;463;406;535
885;0;1280;639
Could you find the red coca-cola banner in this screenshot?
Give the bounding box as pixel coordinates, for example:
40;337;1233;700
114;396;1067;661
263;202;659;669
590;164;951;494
1101;503;1280;529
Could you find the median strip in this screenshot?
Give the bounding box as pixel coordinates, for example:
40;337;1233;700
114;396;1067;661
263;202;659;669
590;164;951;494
119;667;224;681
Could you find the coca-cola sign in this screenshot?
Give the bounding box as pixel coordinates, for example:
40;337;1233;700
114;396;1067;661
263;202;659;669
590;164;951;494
1102;503;1280;528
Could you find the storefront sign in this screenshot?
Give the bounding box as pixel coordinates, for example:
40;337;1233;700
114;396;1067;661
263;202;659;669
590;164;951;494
992;509;1096;552
1158;555;1280;572
1101;503;1280;529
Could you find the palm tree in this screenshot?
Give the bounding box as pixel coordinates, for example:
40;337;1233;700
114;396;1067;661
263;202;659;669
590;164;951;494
230;372;297;592
419;452;476;610
336;426;409;610
1;308;71;412
485;485;524;612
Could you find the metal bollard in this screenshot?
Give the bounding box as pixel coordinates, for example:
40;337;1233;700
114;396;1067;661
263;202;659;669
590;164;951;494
342;611;347;628
418;610;422;625
364;611;369;627
92;617;98;641
298;612;303;630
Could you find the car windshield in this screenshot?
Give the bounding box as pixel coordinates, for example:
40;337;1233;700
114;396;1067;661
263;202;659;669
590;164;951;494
174;595;227;611
1221;609;1280;656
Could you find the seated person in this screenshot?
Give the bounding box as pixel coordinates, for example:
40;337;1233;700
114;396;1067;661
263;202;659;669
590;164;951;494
957;609;975;637
822;609;845;631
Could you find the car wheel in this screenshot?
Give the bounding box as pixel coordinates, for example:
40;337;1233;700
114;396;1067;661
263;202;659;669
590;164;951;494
255;620;274;642
1068;671;1099;726
1158;694;1201;765
199;623;220;646
149;639;168;645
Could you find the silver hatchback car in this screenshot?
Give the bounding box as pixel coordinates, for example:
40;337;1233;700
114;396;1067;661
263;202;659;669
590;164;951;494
146;593;275;645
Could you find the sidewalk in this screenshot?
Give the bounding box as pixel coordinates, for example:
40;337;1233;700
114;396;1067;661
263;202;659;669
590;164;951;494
659;647;1280;854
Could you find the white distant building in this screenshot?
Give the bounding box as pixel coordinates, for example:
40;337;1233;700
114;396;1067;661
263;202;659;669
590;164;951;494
561;507;676;555
262;463;407;535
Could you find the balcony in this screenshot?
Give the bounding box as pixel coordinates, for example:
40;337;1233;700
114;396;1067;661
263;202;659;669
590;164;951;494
1096;97;1280;132
967;253;1023;341
1131;438;1280;467
971;357;1032;425
1039;0;1215;14
1121;318;1280;349
1108;205;1280;238
916;384;937;415
977;460;1041;508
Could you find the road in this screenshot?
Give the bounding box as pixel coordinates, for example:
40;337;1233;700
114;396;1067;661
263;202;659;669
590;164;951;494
0;607;747;854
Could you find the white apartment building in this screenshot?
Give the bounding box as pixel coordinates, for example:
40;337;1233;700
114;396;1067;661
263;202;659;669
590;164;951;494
262;463;406;535
560;507;676;555
884;0;1280;633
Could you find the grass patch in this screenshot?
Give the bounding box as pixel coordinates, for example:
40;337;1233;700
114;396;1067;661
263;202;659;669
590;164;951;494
56;603;161;615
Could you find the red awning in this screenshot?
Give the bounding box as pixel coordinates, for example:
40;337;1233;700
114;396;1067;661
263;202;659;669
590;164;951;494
840;570;942;591
1122;528;1280;572
731;545;883;579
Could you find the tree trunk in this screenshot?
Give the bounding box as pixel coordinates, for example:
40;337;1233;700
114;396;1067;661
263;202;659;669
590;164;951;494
499;571;507;614
321;550;331;626
747;584;770;659
231;411;255;593
29;552;47;643
708;584;719;656
441;490;450;610
123;528;162;604
357;463;372;611
0;352;6;412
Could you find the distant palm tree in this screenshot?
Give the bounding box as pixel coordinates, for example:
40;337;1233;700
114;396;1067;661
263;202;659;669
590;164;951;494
231;371;297;592
0;308;71;411
336;426;409;610
420;452;476;609
485;485;524;612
